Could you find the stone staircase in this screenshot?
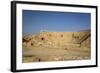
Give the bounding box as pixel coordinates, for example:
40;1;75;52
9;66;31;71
78;33;90;44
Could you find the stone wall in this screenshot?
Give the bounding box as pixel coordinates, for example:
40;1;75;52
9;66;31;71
23;31;90;48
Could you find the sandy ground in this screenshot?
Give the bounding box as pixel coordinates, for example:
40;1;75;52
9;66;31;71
22;45;90;63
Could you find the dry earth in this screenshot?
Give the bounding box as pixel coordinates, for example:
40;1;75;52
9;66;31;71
22;31;91;63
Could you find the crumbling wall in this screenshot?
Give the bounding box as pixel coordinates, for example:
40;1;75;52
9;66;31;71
23;31;90;48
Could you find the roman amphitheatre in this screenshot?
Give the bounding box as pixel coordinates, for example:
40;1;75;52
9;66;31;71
22;30;91;63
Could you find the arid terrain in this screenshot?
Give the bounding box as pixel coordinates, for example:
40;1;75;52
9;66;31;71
22;31;91;63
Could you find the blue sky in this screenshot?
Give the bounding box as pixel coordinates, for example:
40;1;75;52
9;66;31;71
23;10;91;35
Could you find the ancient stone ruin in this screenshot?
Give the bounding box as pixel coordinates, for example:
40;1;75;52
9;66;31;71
22;31;91;63
23;31;90;48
